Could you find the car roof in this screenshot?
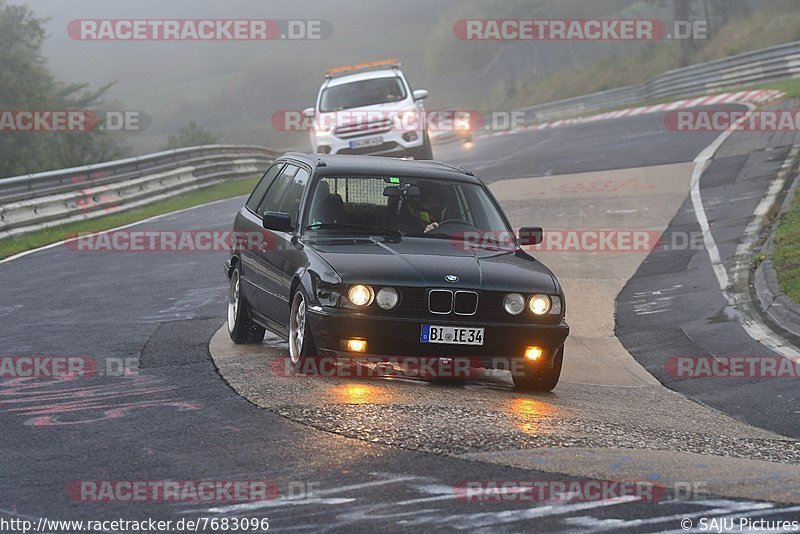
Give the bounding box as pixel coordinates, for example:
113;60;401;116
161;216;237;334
278;153;480;183
325;69;403;87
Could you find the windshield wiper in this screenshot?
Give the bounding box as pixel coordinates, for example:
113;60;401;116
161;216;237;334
304;223;403;237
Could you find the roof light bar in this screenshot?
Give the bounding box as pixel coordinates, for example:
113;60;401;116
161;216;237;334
325;59;402;78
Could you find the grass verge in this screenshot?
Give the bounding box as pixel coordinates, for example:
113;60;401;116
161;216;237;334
762;78;800;99
0;177;258;260
772;179;800;302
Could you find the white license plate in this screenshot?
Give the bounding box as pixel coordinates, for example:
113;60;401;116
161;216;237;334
349;136;384;149
420;325;484;346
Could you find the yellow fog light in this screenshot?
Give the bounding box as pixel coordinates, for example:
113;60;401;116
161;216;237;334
348;285;374;307
346;339;368;353
524;346;543;361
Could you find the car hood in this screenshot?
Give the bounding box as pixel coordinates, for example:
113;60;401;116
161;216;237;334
305;236;557;294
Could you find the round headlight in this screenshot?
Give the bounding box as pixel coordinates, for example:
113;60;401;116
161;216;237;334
376;287;399;310
348;285;374;307
529;294;551;315
503;293;526;315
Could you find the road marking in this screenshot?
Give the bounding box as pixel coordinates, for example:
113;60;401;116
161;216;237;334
397;497;642;529
192;475;424;514
0;304;23;317
631;285;682;316
689;105;800;359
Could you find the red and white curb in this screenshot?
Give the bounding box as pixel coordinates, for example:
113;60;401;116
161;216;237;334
486;89;786;137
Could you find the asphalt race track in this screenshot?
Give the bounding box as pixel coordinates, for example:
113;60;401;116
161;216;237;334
3;106;800;532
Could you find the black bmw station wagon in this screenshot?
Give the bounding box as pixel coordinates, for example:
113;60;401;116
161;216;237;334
224;153;569;390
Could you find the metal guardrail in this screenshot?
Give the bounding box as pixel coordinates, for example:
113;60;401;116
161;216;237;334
519;40;800;123
0;145;279;239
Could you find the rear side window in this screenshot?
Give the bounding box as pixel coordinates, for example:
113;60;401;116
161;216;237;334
257;164;299;216
246;162;284;212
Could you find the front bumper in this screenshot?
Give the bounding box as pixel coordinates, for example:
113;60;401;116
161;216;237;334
306;307;569;370
312;129;425;156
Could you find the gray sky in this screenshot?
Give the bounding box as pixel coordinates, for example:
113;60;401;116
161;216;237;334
18;0;456;148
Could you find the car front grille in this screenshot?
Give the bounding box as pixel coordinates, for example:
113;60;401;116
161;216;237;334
428;290;453;314
334;118;393;139
453;291;479;316
375;287;559;324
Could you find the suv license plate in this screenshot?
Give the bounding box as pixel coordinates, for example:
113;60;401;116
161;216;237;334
349;136;384;149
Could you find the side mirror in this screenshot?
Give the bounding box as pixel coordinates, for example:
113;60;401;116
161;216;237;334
302;107;315;118
263;211;293;232
518;226;543;246
412;89;429;101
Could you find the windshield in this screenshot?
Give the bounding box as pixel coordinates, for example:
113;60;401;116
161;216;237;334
304;175;515;247
319;77;407;112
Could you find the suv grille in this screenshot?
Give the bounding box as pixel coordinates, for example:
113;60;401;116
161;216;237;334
335;118;393;138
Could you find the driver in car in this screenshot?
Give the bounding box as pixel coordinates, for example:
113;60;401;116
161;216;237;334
401;182;445;234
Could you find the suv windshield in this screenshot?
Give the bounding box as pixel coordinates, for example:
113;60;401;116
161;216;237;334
319;77;407;113
304;175;515;247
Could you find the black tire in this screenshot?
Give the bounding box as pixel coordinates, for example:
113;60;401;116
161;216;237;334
288;286;318;372
227;264;265;344
411;131;434;160
513;348;563;392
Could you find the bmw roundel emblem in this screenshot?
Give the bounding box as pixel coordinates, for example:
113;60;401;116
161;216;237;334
445;275;460;283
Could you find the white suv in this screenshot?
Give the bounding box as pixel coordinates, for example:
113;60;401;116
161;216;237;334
303;60;433;159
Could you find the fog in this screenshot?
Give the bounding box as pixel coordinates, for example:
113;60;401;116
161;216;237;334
12;0;784;151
